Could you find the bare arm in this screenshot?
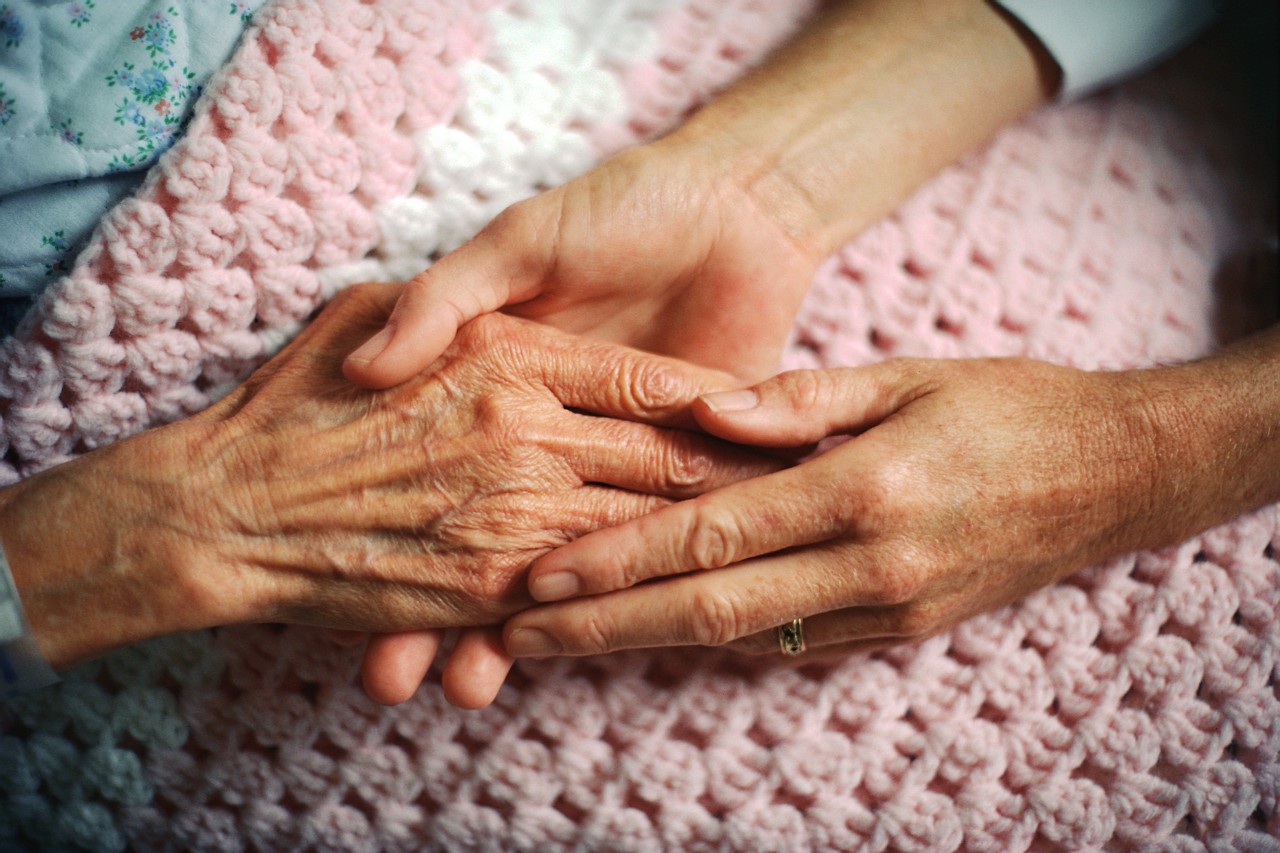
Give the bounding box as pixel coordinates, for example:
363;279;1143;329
508;326;1280;658
673;0;1060;261
344;0;1060;386
0;285;778;670
340;0;1072;699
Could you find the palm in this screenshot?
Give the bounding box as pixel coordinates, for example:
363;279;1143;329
503;148;817;381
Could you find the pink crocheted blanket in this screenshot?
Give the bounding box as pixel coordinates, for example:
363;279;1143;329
1;1;1276;850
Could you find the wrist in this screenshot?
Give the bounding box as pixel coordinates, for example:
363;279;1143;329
1107;328;1280;549
0;420;249;667
0;539;60;695
624;131;826;298
667;0;1054;260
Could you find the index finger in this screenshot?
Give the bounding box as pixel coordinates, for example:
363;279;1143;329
535;332;743;430
526;451;856;602
506;540;874;657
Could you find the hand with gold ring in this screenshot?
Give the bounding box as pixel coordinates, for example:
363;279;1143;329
499;334;1280;660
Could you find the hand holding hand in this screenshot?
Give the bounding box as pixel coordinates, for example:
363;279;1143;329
343;140;819;388
341;0;1061;393
503;351;1279;658
339;136;823;704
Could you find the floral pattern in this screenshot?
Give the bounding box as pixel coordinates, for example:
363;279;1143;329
40;230;67;251
0;5;23;48
66;0;94;27
1;0;267;314
129;6;176;57
40;230;70;276
58;117;81;144
0;81;13;125
105;7;197;171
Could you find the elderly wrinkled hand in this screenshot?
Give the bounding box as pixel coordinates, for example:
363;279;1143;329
337;0;1064;703
337;142;821;705
0;283;780;680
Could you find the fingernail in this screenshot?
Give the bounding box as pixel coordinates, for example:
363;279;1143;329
700;389;758;412
507;628;562;657
531;571;580;602
347;326;394;364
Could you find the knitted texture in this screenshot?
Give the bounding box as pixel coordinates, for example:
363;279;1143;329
1;1;1276;851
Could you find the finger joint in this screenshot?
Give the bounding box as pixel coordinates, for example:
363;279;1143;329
685;502;746;570
620;360;687;419
661;434;715;493
687;588;746;647
577;612;614;656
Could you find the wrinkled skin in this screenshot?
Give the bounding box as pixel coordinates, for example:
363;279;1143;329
339;144;819;702
339;0;1060;703
198;283;780;631
0;283;779;681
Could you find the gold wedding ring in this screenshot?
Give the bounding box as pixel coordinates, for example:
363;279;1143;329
778;618;805;657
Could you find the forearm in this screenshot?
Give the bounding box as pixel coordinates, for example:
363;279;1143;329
0;423;247;668
662;0;1059;261
1121;325;1280;548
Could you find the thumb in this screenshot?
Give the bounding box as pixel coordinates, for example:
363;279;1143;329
692;363;922;446
343;232;539;388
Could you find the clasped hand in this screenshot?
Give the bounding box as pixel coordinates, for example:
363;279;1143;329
1;283;779;695
507;358;1169;659
336;136;1152;703
195;283;778;632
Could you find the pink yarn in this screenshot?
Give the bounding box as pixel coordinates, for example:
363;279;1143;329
0;1;1275;851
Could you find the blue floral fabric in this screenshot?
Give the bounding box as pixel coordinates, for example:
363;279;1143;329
0;1;265;332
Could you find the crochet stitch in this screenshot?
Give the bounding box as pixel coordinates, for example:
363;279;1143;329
0;1;1276;850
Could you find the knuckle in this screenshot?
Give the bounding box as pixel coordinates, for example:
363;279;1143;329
487;197;538;241
660;435;715;493
325;281;389;327
868;547;929;606
464;559;523;608
457;310;509;349
481;198;553;273
686;588;746;647
577;612;615;656
896;602;945;640
879;357;932;395
685;502;746;570
332;281;370;308
876;571;922;606
619;359;688;418
606;545;647;592
783;368;834;414
385;276;435;325
846;464;905;537
854;464;894;514
474;394;522;443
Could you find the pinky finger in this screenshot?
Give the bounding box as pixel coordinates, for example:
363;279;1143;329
442;627;515;710
361;629;445;705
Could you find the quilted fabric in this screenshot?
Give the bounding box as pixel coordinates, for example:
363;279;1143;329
0;1;265;315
